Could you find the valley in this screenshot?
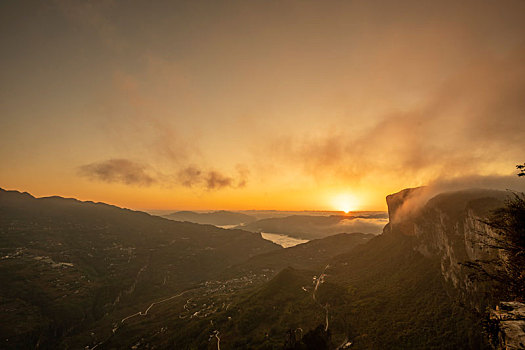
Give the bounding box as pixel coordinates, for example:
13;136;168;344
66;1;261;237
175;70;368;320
0;187;522;349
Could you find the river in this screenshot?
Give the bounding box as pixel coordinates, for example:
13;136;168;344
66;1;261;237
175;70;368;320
260;232;308;248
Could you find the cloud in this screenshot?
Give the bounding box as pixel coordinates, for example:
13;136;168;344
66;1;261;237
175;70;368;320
336;217;389;235
264;45;525;188
387;174;525;224
79;159;250;190
78;159;156;186
428;175;525;194
49;0;525;203
177;166;202;187
205;171;233;190
106;67;197;166
151;124;192;164
177;165;250;190
235;164;250;188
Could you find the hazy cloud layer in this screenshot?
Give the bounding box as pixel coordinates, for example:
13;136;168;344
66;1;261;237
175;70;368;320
177;165;249;190
52;1;525;196
389;174;525;223
80;159;249;191
2;0;524;209
335;217;389;235
205;171;232;190
78;159;156;186
265;45;525;188
177;166;202;188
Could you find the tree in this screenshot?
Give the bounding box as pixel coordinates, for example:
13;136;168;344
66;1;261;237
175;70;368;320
462;163;525;301
482;191;525;300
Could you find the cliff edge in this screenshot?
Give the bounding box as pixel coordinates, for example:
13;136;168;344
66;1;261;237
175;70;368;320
385;187;524;348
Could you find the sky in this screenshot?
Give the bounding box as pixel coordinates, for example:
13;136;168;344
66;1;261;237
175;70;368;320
1;0;525;211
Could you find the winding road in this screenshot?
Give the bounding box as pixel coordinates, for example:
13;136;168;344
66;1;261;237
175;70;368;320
88;287;198;350
313;265;330;331
119;288;196;325
213;330;221;350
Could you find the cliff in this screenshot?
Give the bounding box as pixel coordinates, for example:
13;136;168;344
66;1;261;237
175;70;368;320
385;188;509;305
385;187;525;348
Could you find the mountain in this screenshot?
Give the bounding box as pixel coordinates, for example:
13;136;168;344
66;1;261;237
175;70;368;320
238;213;388;240
200;233;487;349
74;233;374;349
141;188;509;349
164;210;256;226
0;188;278;349
1;186;519;349
384;188;509;309
221;232;374;278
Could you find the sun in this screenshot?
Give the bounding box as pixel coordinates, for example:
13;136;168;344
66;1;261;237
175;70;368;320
332;193;359;213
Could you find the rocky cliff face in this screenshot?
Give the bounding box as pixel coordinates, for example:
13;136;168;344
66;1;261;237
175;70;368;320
385;188;508;309
385;187;525;348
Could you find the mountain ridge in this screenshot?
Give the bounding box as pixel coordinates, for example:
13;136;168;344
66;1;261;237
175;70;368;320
164;210;257;226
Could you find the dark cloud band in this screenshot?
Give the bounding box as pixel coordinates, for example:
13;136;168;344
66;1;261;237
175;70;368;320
79;159;248;190
78;159;156;186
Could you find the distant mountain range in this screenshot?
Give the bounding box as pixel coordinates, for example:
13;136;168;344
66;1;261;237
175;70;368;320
164;210;256;226
238;213;388;239
163;210;388;240
0;186;517;349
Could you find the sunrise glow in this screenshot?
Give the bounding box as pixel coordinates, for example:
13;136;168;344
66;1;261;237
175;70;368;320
0;1;523;212
332;193;360;213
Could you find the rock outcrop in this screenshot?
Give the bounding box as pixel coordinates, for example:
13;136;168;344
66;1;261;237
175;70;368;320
385;187;525;348
385;188;508;308
491;302;525;349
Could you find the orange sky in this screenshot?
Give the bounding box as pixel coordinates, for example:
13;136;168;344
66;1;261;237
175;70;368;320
1;0;525;211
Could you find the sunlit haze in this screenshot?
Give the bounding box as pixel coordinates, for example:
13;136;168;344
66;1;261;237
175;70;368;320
1;0;525;210
332;193;359;213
